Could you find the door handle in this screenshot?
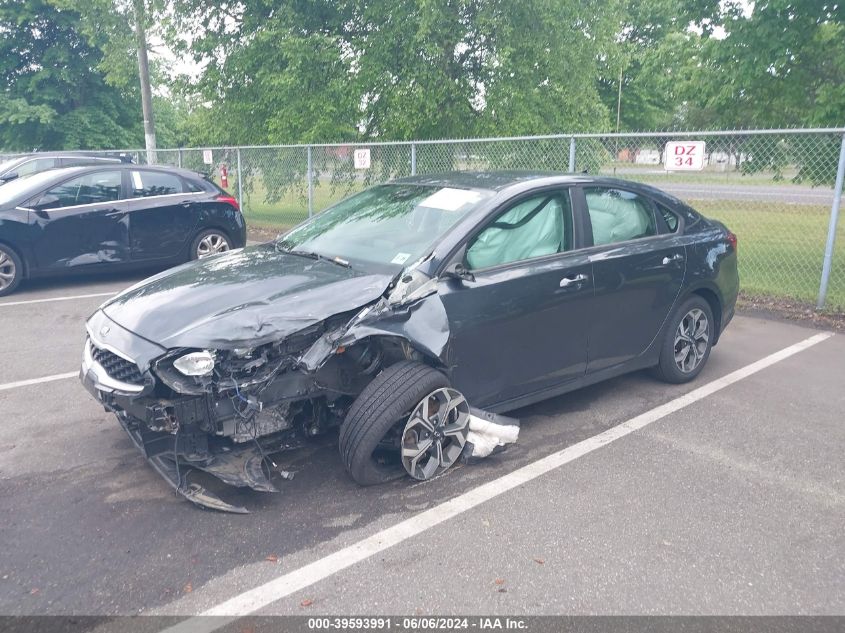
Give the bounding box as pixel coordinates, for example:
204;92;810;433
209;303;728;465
559;274;588;288
662;254;684;265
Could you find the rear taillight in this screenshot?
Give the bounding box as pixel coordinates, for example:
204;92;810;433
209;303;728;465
216;193;240;212
727;231;737;253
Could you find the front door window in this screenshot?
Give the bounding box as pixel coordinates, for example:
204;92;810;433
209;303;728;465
466;192;572;270
35;171;122;210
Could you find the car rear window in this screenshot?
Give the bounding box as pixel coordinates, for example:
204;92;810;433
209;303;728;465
130;171;184;197
185;178;205;193
658;204;680;232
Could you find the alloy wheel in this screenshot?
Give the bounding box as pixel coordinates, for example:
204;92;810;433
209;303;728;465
674;308;709;373
0;250;16;292
401;387;470;480
197;233;230;258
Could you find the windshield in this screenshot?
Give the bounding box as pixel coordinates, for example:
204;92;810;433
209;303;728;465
0;168;76;205
278;184;491;268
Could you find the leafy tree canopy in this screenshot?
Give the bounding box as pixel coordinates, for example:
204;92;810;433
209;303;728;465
167;0;625;145
0;0;143;150
2;0;844;151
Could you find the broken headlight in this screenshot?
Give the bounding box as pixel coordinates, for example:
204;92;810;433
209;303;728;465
173;350;216;376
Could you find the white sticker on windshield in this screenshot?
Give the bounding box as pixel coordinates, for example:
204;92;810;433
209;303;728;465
420;187;483;211
131;171;143;191
391;252;411;265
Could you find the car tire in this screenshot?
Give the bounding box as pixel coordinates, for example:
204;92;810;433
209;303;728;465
652;295;715;384
339;360;453;486
190;229;231;260
0;244;23;297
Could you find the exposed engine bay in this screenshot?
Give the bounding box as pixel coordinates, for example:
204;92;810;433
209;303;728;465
80;258;518;513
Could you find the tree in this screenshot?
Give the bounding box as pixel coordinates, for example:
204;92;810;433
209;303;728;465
680;1;845;129
596;0;726;132
167;0;359;146
475;0;620;135
167;0;622;145
0;0;142;150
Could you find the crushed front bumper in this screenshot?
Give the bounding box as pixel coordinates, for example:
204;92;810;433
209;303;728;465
80;364;278;514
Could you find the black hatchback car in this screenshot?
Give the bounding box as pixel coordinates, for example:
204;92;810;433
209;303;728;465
80;172;738;512
0;164;246;296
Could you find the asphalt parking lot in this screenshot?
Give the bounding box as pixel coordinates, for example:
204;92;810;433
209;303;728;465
0;270;843;617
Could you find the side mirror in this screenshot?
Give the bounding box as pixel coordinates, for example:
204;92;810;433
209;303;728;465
442;261;475;283
0;172;19;183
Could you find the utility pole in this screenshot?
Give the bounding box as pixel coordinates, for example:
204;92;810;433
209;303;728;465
133;0;157;164
615;65;623;135
614;64;623;174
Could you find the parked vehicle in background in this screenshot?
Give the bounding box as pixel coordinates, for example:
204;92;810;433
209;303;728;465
0;152;134;186
0;164;245;296
78;171;739;512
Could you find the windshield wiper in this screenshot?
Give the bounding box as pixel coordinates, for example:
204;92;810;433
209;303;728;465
278;245;351;269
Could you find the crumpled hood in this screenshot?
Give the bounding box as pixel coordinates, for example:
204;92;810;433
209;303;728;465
101;244;394;350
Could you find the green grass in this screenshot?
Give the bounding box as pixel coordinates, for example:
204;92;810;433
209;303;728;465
693;200;844;311
221;173;845;312
598;164;823;186
228;177;363;232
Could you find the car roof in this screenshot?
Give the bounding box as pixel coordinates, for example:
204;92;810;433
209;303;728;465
391;170;687;204
391;171;591;191
32;163;202;180
2;152;126;162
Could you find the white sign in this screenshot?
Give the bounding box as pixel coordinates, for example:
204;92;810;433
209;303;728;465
202;149;213;165
354;148;371;169
665;141;706;171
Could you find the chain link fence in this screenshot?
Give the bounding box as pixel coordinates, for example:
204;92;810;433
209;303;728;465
3;129;844;310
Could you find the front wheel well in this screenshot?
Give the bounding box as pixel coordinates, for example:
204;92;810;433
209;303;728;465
691;287;722;343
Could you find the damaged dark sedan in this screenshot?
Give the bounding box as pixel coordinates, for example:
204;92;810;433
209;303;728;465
80;172;739;512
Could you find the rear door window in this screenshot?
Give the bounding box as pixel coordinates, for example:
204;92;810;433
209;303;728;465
130;170;184;198
35;171;122;209
584;187;657;246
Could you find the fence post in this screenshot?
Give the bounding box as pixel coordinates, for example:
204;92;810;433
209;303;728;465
307;145;314;218
177;148;183;168
817;133;845;309
411;143;417;176
568;137;576;172
236;148;243;211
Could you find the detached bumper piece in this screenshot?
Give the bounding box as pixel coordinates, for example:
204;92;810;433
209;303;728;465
115;411;276;514
461;408;520;463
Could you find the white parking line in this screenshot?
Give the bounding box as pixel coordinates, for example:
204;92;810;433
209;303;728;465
0;291;115;308
0;371;78;392
160;331;833;628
